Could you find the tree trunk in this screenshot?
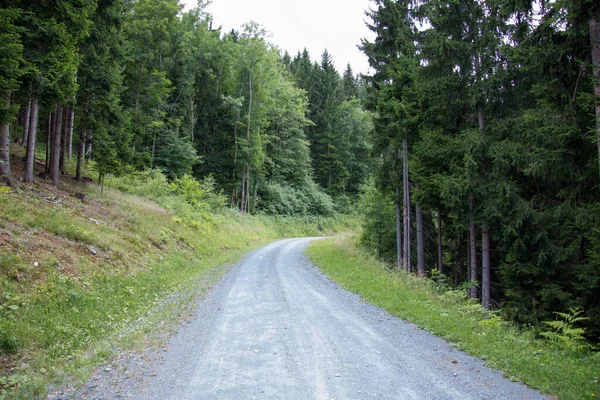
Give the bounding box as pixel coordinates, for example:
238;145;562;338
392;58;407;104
395;185;403;270
45;111;52;174
437;208;443;275
59;106;68;175
402;133;411;273
482;224;491;309
590;7;600;176
76;132;85;181
189;98;196;144
231;118;239;208
252;179;258;213
240;163;247;213
395;149;402;270
24;99;39;183
22;100;31;145
456;231;463;286
478;104;485;132
242;70;253;213
151;128;157;167
67;109;74;163
469;197;478;300
76;140;84;181
0;94;16;188
416;196;425;277
51;103;63;186
0;121;13;188
245;162;251;213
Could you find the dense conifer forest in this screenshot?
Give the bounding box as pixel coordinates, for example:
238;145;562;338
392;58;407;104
1;0;599;343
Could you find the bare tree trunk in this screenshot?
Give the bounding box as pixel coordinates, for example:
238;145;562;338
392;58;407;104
590;7;600;176
395;185;403;270
0;121;13;187
482;224;491;309
395;149;402;270
466;231;470;287
251;173;258;213
245;162;251;213
240;163;247;213
0;94;17;188
45;111;52;174
456;231;463;286
402;133;411;273
469;197;478;300
59;106;68;175
22;100;31;145
416;196;425;277
76;133;85;181
241;70;253;213
231;121;239;208
189;98;196;144
68;109;74;163
475;51;489;304
51;103;63;186
151;128;157;167
437;209;443;274
24;99;39;183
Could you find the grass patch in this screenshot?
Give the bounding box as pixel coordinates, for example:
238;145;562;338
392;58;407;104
0;173;355;399
305;233;600;399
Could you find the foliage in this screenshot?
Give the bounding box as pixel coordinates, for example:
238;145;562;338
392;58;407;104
169;174;226;212
257;180;334;216
357;177;395;260
360;0;600;338
540;308;595;352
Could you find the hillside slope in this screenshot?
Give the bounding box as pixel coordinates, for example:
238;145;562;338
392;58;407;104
0;153;347;399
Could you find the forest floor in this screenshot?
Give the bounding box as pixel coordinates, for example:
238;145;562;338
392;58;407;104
0;148;347;399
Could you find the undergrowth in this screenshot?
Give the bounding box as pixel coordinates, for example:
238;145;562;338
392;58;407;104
306;233;600;399
0;171;356;399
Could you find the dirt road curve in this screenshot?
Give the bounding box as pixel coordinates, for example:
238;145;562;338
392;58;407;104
96;238;549;399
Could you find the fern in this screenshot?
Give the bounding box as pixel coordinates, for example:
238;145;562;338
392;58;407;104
540;308;595;352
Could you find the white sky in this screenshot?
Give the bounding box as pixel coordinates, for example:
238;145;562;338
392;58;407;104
182;0;376;76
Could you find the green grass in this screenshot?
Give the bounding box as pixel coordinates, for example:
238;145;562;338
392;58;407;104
0;174;355;399
305;233;600;399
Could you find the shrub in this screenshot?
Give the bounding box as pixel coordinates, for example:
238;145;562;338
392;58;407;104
540;308;596;352
256;180;333;216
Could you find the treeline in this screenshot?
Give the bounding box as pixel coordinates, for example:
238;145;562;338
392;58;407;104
0;0;371;215
360;0;600;339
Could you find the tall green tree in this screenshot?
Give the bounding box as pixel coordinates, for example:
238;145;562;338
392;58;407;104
0;7;23;189
17;0;96;185
75;0;130;182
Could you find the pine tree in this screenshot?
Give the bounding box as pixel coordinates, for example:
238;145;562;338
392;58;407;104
0;8;23;189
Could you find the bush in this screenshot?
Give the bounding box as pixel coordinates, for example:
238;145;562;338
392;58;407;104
256;180;334;216
106;171;227;230
169;175;227;212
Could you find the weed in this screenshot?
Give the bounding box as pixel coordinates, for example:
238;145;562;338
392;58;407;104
540;308;595;352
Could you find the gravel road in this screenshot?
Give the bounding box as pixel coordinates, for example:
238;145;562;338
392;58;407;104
70;237;549;400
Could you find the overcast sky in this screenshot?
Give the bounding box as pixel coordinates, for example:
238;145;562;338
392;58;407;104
182;0;376;76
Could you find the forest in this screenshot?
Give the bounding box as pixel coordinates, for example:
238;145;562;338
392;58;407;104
0;0;371;215
1;0;599;344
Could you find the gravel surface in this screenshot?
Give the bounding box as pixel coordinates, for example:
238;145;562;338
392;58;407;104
62;238;549;400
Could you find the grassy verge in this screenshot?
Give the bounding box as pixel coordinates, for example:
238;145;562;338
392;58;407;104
305;233;600;399
0;170;354;399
